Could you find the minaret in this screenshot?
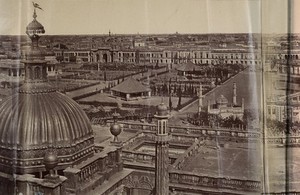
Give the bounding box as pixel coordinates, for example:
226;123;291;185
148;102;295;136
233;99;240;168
233;82;237;106
198;84;203;114
154;103;169;195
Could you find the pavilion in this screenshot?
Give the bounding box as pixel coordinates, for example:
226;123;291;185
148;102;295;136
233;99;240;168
176;61;202;79
111;77;151;101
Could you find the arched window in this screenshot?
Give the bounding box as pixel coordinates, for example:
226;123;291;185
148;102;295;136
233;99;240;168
34;67;40;79
162;121;166;134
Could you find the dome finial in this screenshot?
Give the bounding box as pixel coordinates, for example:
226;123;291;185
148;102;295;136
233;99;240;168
33;9;37;19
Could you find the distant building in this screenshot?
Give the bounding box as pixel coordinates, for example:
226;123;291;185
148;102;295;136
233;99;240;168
0;59;24;79
88;44;261;66
54;49;92;63
207;83;244;120
267;92;300;123
133;38;146;47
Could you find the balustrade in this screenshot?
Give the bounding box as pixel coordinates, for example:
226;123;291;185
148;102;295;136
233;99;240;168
122;150;155;165
169;170;260;191
121;122;261;140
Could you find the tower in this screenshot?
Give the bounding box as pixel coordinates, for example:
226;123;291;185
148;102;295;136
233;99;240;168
154;103;170;195
198;84;203;114
233;82;237;106
0;4;94;176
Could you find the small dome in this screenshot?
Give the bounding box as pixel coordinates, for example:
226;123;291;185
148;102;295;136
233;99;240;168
26;19;45;35
157;103;168;116
44;151;58;170
216;95;228;105
110;124;121;136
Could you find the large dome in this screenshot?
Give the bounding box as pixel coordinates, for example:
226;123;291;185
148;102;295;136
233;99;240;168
0;90;94;174
0;91;93;148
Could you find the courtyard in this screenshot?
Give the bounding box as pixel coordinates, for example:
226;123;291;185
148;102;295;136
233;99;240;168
180;140;261;181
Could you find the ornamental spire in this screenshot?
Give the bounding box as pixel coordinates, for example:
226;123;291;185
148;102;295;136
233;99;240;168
32;2;43;20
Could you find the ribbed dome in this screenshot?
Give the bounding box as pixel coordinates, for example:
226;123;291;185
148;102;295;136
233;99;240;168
0;90;95;174
0;91;93;149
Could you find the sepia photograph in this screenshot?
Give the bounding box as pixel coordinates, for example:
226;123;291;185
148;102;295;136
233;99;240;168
0;0;299;194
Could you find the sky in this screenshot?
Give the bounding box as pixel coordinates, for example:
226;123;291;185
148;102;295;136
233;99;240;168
0;0;298;35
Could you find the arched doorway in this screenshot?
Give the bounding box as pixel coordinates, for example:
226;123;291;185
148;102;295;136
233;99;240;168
103;53;108;63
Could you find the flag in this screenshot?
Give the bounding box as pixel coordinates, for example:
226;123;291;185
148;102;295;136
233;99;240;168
33;2;43;10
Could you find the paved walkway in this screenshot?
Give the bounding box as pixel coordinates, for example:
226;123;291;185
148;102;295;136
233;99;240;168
66;82;107;98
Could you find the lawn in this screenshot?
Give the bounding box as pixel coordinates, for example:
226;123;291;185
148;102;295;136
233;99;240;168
264;147;300;192
180;140;261;181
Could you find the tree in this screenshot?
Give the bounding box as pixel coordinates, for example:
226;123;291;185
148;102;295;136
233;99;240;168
104;70;107;81
184;83;187;93
177;84;182;109
122;71;125;82
169;94;172;111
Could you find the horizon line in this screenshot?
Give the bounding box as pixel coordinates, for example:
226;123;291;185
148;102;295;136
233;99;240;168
1;32;298;36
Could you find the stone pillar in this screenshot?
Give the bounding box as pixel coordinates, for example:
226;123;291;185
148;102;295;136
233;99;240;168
233;82;237;106
116;148;123;171
198;84;203;114
207;100;211;113
63;167;81;194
